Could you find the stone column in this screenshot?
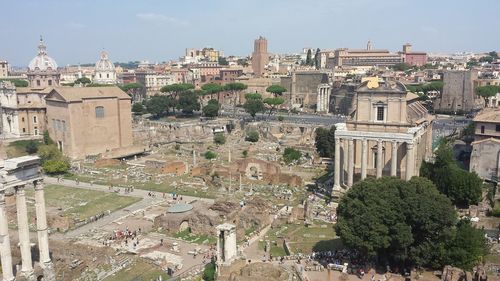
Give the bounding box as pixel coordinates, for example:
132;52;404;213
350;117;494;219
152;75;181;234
34;180;54;279
376;140;383;178
347;139;354;187
333;137;341;189
406;142;415;181
361;139;368;180
0;192;15;281
341;139;347;185
391;141;398;177
16;186;34;279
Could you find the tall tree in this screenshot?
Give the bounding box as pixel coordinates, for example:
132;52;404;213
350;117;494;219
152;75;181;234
243;93;265;119
161;83;195;113
475;85;500;104
263;97;284;117
201;83;223;101
266;85;287;97
305;49;312;66
176;91;200;114
336;177;465;268
314;48;321;69
315;126;336;158
203;99;220;117
224;82;248;116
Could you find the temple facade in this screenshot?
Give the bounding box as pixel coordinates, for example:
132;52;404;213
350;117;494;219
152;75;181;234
332;79;434;194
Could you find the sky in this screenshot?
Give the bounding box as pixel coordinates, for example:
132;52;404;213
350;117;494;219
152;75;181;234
0;0;499;67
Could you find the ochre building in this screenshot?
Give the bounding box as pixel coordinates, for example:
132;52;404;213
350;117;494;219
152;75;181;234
45;87;133;159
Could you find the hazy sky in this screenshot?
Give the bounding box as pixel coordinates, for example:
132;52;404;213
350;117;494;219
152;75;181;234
1;0;498;67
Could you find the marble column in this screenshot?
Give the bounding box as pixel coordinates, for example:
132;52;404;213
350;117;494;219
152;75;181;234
341;139;347;185
0;192;14;281
376;140;383;178
406;142;415;180
333;138;341;189
391;141;398;177
34;181;53;278
361;139;368;180
16;186;34;279
347;139;354;187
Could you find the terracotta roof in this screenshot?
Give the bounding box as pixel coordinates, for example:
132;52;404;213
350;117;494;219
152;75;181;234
47;86;131;102
473;108;500;123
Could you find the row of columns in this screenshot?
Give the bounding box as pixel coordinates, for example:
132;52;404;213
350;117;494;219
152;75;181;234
333;137;416;189
0;180;53;281
316;86;330;113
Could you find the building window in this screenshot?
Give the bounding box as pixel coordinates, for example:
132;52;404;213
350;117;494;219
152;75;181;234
22;128;26;133
34;127;38;135
107;73;109;78
99;73;102;78
496;125;500;132
48;80;52;86
36;80;41;86
21;117;25;122
376;106;384;121
95;106;104;118
481;126;485;134
33;116;37;124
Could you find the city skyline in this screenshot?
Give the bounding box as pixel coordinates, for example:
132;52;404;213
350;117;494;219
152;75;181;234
1;0;499;67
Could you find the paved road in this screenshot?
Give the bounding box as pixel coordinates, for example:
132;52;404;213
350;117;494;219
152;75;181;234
44;177;213;238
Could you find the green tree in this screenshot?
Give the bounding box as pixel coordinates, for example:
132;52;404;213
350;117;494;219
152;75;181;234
263;97;285;116
315;126;336;158
131;103;145;114
314;48;321;69
218;56;229;65
243;93;264;119
392;63;412;71
176;91;200;114
305;49;312;66
224;82;248;114
444;219;488;270
245;130;259;142
74;77;92;85
201;83;224;101
0;79;28;87
421;144;483;206
202;260;216;281
145;95;174;117
266;85;287;97
213;133;226;145
336;177;457;268
475;85;500;104
43;130;54;145
161;83;195;113
283;147;301;164
203;99;220;117
204;151;217;160
25;140;39;154
37;144;70;174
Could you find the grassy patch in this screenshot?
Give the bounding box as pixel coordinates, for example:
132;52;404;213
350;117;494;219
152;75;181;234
6;140;41;158
28;185;140;222
103;260;169;281
492;200;500;217
174;229;216;245
262;221;339;255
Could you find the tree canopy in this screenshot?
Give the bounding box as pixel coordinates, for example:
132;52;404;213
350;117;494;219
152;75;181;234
201;83;223;99
119;82;143;92
243;93;265;118
315;126;336;158
336;177;486;269
245;130;259;142
475;85;500;102
405;81;443;94
263;97;285;116
74;77;91;85
203;99;220;117
283;147;301;164
176;91;200;114
266;85;287;97
145;95;174;117
0;79;29;87
420;144;483;207
161;83;194;95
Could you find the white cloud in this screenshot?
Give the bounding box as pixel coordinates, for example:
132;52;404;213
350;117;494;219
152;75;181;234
136;13;189;27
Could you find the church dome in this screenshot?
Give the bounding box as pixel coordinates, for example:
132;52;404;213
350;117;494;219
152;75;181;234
28;37;58;71
95;51;115;71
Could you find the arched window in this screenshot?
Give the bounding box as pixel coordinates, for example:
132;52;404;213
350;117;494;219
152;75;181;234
95;106;104;118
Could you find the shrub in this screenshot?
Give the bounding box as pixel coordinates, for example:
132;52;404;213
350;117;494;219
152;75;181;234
213;133;226;145
204;151;217;160
283;147;301;164
245;130;259;142
242;150;248;158
277;115;284;122
25;140;39;154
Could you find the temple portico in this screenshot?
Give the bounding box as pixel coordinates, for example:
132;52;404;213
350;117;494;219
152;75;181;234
316;83;331;113
0;156;54;281
331;79;434;195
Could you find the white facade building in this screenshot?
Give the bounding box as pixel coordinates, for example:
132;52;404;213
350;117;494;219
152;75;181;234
93;51;117;84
